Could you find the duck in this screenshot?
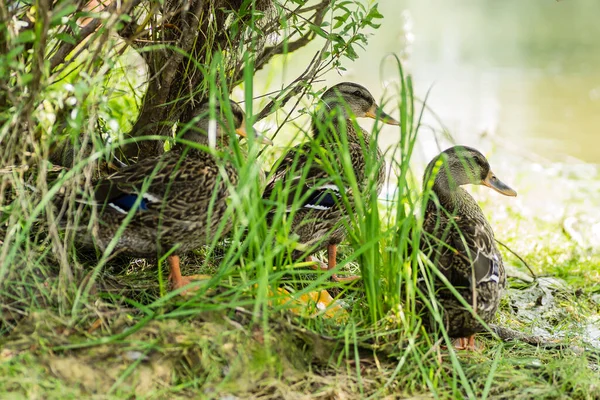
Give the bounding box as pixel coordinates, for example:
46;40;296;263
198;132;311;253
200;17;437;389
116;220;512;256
61;100;272;292
262;82;399;281
419;145;516;350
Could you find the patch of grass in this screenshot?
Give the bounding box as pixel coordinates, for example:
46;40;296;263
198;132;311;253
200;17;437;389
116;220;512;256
2;307;598;399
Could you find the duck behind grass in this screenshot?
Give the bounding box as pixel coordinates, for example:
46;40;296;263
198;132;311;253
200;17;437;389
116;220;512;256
262;82;399;281
57;100;271;293
419;145;517;350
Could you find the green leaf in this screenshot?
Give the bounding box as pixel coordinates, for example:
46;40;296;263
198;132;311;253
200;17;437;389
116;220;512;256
15;30;36;44
56;32;77;45
368;5;384;20
346;44;357;60
7;46;25;59
333;12;351;29
364;5;384;28
308;24;328;39
20;73;33;85
335;1;352;13
330;33;345;45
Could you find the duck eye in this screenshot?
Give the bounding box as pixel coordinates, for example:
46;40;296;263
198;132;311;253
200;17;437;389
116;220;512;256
353;90;362;97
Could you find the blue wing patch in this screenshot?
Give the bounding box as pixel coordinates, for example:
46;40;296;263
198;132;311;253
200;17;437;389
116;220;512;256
109;194;149;214
303;185;341;210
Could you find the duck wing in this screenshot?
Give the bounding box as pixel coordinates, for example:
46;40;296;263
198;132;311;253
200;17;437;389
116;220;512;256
421;204;502;288
93;152;226;215
450;216;501;286
263;142;354;212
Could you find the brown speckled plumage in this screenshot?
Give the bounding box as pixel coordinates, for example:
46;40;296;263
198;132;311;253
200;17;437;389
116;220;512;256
420;146;516;343
263;82;398;280
84;146;239;256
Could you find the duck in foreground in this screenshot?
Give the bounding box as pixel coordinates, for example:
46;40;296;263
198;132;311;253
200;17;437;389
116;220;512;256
263;82;399;281
64;100;271;292
420;145;517;350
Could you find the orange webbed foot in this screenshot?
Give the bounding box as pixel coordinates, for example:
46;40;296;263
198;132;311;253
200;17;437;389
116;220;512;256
452;335;482;351
170;274;211;295
167;255;210;295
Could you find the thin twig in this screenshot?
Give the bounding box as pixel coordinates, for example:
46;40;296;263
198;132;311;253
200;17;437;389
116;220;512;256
495;239;537;279
254;0;330;73
487;324;600;357
255;51;321;121
254;44;331;158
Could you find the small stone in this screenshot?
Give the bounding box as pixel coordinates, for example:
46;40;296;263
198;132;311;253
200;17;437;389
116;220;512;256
123;351;148;361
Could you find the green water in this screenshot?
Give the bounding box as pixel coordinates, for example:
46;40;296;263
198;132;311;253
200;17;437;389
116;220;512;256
348;0;600;163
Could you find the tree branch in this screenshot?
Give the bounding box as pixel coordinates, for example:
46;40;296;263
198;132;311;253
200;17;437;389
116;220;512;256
119;0;208;160
254;0;330;73
49;0;142;72
255;50;323;121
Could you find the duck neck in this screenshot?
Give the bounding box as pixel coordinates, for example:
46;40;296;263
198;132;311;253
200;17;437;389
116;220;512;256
429;174;476;211
312;115;366;145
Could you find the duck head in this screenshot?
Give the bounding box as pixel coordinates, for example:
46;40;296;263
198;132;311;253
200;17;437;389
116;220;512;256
425;146;517;197
318;82;399;125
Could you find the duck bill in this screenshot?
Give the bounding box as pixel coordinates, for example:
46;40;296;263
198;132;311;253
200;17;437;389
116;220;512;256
235;126;273;145
365;105;400;125
235;126;248;139
482;171;517;197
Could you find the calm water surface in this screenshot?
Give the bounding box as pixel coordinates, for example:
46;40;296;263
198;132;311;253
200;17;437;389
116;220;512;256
349;0;600;163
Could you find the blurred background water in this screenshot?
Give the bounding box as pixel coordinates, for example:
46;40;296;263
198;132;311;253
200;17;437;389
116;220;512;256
373;0;600;164
256;0;600;165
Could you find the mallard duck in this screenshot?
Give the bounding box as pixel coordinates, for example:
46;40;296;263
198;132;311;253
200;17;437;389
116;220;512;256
420;145;516;349
63;100;271;291
263;82;399;281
